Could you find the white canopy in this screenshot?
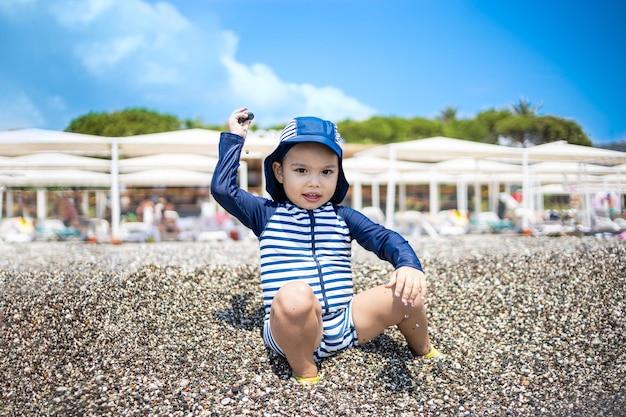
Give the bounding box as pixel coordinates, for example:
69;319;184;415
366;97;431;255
0;169;111;187
119;169;214;186
353;137;626;228
0;128;111;156
118;129;222;156
357;136;522;162
528;161;615;175
118;128;279;158
3;128;626;236
525;141;626;164
343;156;430;174
0;128;273;238
119;153;218;172
613;163;626;172
433;157;522;173
4;152;111;171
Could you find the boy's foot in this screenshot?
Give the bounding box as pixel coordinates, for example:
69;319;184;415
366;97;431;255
410;345;445;359
292;373;321;385
424;346;445;359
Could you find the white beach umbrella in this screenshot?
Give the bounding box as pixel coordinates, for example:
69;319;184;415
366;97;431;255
0;169;111;187
119;169;214;186
118;128;279;158
119;153;218;172
0;128;111;156
525;141;626;164
356;136;522;162
6;152;110;171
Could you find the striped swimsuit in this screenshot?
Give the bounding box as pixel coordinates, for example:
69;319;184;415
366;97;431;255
211;132;423;361
259;202;358;360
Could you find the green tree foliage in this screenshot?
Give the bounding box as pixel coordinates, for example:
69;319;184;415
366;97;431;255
66;108;182;136
495;113;591;147
405;117;443;140
338;100;589;146
338;117;393;144
492;97;591;146
495;115;539;146
181;117;219;131
338;116;442;143
534;116;590;146
443;119;489;142
475;109;513;144
64;101;591;146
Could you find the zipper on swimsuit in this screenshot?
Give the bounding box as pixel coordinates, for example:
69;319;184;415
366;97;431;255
309;211;329;313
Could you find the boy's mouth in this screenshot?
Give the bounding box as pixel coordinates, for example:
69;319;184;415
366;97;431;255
303;193;322;202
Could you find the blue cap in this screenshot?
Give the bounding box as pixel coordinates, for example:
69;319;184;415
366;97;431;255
264;116;349;204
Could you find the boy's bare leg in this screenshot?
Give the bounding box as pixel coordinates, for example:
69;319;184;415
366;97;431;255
270;281;323;378
352;285;431;355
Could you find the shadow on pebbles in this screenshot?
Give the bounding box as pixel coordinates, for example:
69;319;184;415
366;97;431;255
0;236;625;416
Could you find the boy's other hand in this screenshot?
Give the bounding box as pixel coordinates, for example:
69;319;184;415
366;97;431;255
385;266;427;306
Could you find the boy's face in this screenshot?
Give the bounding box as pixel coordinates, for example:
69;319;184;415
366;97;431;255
272;142;339;210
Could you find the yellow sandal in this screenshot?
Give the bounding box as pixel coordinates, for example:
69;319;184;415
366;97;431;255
292;374;321;385
424;346;444;359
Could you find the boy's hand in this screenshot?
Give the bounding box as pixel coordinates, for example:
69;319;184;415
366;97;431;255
385;266;426;306
228;107;252;138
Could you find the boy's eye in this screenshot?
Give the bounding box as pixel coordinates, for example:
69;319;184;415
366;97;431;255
322;169;334;175
295;167;307;173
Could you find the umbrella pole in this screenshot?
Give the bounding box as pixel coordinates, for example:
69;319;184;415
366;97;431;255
522;149;531;233
110;141;121;242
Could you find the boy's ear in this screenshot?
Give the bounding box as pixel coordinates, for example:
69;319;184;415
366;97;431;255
272;161;284;184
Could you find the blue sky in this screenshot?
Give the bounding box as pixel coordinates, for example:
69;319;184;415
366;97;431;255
0;0;624;144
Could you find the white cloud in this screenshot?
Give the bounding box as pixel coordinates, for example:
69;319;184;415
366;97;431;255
50;0;374;123
0;90;45;130
222;57;376;125
77;35;144;75
1;0;375;128
49;0;116;27
54;0;229;91
299;84;377;123
223;58;298;109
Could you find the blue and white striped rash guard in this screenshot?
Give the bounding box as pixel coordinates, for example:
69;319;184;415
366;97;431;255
210;132;423;319
260;202;353;315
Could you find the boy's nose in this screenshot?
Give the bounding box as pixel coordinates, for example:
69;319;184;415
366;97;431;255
307;175;321;187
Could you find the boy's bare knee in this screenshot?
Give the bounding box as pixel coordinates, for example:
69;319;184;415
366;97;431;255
273;282;319;319
275;281;315;303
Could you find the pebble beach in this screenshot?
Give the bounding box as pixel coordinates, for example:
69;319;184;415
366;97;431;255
1;235;625;416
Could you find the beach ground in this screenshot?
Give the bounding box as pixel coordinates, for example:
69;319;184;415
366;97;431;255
1;235;624;416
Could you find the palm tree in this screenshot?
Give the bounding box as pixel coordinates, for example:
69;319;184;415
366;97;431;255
439;106;458;124
512;97;542;116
